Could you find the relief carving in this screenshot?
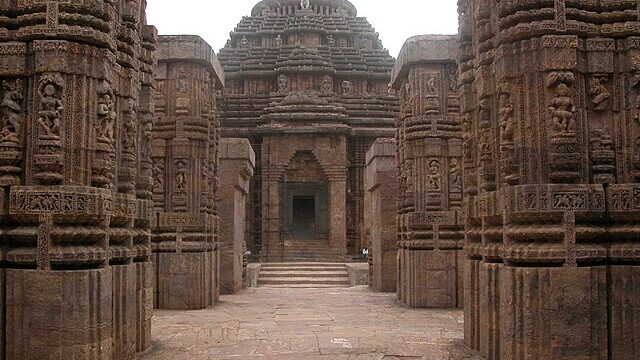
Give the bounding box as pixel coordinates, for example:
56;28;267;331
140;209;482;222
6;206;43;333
36;74;64;140
1;79;23;146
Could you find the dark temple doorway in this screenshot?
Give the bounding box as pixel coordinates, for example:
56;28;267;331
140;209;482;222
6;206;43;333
292;196;316;239
283;182;329;241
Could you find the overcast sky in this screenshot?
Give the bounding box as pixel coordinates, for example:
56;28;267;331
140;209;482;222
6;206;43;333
146;0;458;58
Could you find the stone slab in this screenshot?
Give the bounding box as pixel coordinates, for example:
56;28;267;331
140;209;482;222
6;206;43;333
346;263;369;286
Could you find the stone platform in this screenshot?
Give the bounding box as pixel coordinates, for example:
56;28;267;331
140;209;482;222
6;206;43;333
141;286;481;359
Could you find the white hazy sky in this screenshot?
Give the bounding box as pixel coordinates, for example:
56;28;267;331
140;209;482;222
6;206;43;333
146;1;458;58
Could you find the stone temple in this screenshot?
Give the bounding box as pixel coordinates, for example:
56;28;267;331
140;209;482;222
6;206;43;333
0;0;639;359
217;0;398;262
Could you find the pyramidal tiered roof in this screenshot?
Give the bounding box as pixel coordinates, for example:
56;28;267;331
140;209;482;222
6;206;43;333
218;0;398;137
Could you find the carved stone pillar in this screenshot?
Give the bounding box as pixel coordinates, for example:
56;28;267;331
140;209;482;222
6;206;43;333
152;36;224;310
218;138;255;294
459;1;640;358
365;139;398;292
0;0;156;358
391;35;464;308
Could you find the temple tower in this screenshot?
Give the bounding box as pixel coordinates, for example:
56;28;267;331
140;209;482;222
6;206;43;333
218;0;398;261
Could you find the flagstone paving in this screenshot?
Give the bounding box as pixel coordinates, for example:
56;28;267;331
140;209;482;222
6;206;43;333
140;286;482;360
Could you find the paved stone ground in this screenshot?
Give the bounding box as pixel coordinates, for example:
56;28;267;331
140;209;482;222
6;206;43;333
140;286;482;360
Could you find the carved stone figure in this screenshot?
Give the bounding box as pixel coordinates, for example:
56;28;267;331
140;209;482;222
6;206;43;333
277;74;288;92
0;79;23;145
342;80;352;95
36;75;64;139
240;35;248;48
321;75;333;93
123;100;137;151
274;35;283;47
96;81;116;145
327;34;335;47
588;75;610;112
175;158;188;190
449;158;462;192
548;83;576;134
499;87;514;143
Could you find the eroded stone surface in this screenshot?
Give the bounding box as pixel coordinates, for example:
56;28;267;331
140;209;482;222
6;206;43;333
141;286;481;360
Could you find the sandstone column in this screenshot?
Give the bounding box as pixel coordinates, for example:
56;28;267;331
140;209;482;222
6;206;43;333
0;1;156;358
218;138;255;294
152;35;224;310
458;1;640;358
365;139;398;292
391;35;464;308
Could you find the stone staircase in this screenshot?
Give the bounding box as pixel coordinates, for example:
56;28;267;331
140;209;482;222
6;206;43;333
277;240;347;262
257;263;351;288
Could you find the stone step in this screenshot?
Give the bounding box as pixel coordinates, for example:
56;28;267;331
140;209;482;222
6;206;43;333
258;277;351;285
259;271;348;278
261;266;347;272
261;262;347;267
258;284;351;288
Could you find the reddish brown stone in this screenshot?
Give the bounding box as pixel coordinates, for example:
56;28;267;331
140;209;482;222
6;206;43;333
218;138;255;294
6;269;113;360
153;252;215;310
365;139;398;292
608;265;640;360
391;35;463;308
152;35;223;310
457;0;640;358
135;261;154;352
112;264;137;360
218;0;398;261
0;0;156;357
